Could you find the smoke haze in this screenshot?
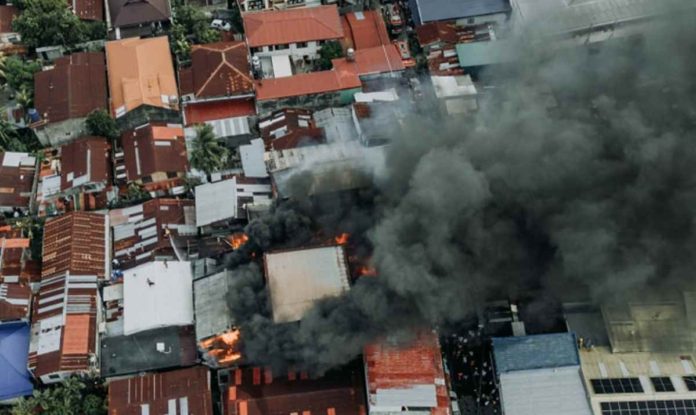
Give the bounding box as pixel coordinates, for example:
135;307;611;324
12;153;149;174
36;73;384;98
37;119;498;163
227;8;696;373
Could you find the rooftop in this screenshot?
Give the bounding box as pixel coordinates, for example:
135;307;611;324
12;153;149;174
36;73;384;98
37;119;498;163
108;0;170;28
243;5;343;48
123;260;194;335
182;42;254;99
455;39;516;68
0;322;33;401
492;332;580;373
72;0;103;20
59;136;111;192
183;98;256;126
332;45;405;77
255;69;362;101
0;6;18;34
0;152;35;210
34;52;107;125
195;176;272;227
101;325;197;377
0;225;34;322
108;366;213;415
343;10;391;50
121;123;188;182
410;0;512;25
193;269;235;341
105;37;178;117
265;245;350;323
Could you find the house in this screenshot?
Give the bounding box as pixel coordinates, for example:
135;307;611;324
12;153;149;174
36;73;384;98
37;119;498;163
239;138;269;178
255;69;362;115
0;6;20;46
313;106;358;143
106;0;171;39
0;152;36;214
0;224;38;322
431;74;478;114
364;330;455;414
492;333;592;415
243;5;343;66
110;198;196;271
33;52;108;146
222;361;366;415
342;10;391;50
352;101;404;146
28;212;108;383
116;123;188;195
0;322;33;403
195;176;272;228
264;245;349;323
71;0;103;20
259;108;325;150
237;0;323;12
108;366;213;415
179;41;256;130
105;37;179;128
408;0;511;26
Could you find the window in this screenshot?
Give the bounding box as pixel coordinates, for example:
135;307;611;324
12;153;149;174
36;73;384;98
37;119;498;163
685;376;696;391
467;17;475;24
651;377;676;392
600;400;696;415
275;44;288;50
166;171;178;179
48;373;61;379
296;41;308;48
591;378;644;394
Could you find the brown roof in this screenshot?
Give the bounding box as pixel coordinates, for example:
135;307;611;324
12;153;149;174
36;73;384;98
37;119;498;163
108;0;170;28
332;45;405;77
225;364;366;415
60;136;111;192
121;123;188;182
72;0;103;21
0;224;35;322
0;6;18;33
185;42;254;99
34;52;107;124
110;198;195;270
343;10;391;50
105;37;178;117
243;5;343;48
415;21;460;47
0;152;35;210
109;366;213;415
184;99;256;126
258;108;326;150
255;69;361;101
41;211;107;279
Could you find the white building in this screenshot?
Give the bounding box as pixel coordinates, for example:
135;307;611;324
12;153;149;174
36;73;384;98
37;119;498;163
194;176;272;227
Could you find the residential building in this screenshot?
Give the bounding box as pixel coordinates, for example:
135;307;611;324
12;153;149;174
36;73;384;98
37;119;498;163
70;0;103;20
0;225;37;322
243;5;343;65
416;21;497;76
108;366;213;414
431;75;478;114
195;176;272;228
106;0;171;39
28;212;108;383
33;52;108;146
239;138;269;179
179;41;256;129
237;0;323;12
264;245;349;323
352;101;404;147
105;37;179;128
492;333;592;415
364;330;455;414
313;106;358;143
110;198;196;271
0;6;20;50
116;123;188;195
0;152;36;214
259;108;325;150
0;322;33;403
222;361;366;415
408;0;511;26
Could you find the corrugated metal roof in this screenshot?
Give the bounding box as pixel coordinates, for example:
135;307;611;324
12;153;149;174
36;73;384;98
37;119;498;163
60;136;111;192
193;270;234;340
239;138;268;178
0;152;35;209
195;178;238;227
411;0;512;25
121;123;188;182
493;333;579;373
243;5;343;48
499;367;591;415
0;6;18;33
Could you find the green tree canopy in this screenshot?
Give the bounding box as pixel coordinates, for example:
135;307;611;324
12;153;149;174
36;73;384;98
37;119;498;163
173;4;221;44
189;123;228;175
3;56;40;93
316;40;344;70
85;109;119;140
10;377;106;415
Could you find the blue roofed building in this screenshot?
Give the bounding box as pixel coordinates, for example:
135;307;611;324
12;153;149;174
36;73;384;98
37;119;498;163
408;0;512;26
0;322;33;403
492;333;592;415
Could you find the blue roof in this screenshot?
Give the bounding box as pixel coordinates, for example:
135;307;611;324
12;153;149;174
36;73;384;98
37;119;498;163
410;0;512;25
493;333;579;373
0;322;33;401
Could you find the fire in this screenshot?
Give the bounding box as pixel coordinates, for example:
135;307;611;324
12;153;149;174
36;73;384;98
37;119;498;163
359;265;378;277
228;233;249;250
200;329;242;365
334;233;350;245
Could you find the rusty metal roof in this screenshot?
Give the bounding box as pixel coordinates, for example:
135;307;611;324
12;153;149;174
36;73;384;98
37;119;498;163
121;123;188;182
0;152;35;210
60;136;111;192
0;6;18;33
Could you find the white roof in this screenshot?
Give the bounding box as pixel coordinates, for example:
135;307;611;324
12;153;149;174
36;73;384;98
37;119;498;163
239;138;269;178
205;116;250;138
431;75;477;99
354;89;399;103
195;178;238;227
499;366;592;415
123;261;194;335
271;55;293;78
193;269;234;340
1;152;33;167
372;384;437;409
265;246;350;323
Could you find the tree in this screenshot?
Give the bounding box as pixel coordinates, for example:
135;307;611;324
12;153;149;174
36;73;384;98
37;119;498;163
12;0;89;49
3;57;40;93
9;377;106;415
85;109;119;140
316;40;344;70
189;124;228;175
125;182;151;203
173;4;220;44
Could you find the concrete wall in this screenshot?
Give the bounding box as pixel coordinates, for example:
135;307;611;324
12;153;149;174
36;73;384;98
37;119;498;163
252;40;322;60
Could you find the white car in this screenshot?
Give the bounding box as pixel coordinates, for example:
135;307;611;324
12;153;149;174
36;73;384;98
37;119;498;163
210;19;232;31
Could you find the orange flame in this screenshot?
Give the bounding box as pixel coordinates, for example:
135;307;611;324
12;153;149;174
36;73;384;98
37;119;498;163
228;233;249;250
200;329;242;365
359;265;378;277
334;233;350;245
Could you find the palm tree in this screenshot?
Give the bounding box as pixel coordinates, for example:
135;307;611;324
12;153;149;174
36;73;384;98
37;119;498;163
0;52;7;87
9;397;36;415
15;86;32;111
0;115;18;150
189;124;228;176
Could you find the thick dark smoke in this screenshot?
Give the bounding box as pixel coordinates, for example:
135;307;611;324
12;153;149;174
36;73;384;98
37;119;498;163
225;9;696;373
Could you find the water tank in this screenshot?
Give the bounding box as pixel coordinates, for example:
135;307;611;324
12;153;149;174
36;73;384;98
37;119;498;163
27;108;40;123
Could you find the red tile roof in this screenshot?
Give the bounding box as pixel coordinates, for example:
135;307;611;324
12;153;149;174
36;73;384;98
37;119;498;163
186;42;254;99
109;366;213;415
255;69;361;101
0;6;18;33
333;45;405;77
34;52;107;125
343;10;391;50
41;211;107;279
121;123;188;182
184;98;256;126
243;5;343;48
60;136;111;192
72;0;103;21
0;152;35;210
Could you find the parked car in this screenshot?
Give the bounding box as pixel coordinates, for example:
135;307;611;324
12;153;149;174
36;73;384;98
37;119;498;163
210;19;232;31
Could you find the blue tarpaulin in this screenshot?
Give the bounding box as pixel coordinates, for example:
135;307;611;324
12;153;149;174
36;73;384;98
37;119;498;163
0;322;33;401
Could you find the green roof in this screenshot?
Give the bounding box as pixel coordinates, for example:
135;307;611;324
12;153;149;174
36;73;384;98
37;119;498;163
456;40;515;68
